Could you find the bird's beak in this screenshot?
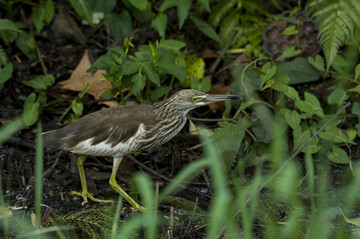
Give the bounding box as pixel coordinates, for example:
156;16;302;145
199;94;241;103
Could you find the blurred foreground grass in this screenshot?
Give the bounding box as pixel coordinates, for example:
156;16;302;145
1;121;360;239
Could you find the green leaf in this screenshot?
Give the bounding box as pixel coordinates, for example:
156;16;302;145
105;11;132;40
88;54;113;72
150;86;172;101
135;45;152;60
143;62;160;86
88;46;125;72
293;127;310;151
0;63;13;84
327;88;348;105
32;0;54;33
159;39;186;53
356;123;360;137
178;0;192;29
157;54;187;82
219;11;239;47
283;85;300;100
200;77;211;93
32;6;45;33
197;0;210;12
160;63;187;82
191;77;211;93
284;109;301;129
71;100;83;117
16;31;36;59
319;125;356;145
260;62;276;87
347;128;357;141
128;0;149;10
347;84;360;94
277;57;321;84
0;19;21;32
307;137;321;154
355;64;360;80
190;16;220;42
159;0;178;12
45;0;55;22
120;61;141;75
23;93;40;126
352;102;360;117
327;145;350;164
152;13;167;37
214;121;245;157
261;79;275;91
295;92;324;118
281;25;298;35
69;0;93;25
148;41;156;60
90;0;117;14
131;73;146;95
276;46;301;61
23;74;55;90
307;0;358;69
0;46;7;66
270;75;300;100
308;55;325;72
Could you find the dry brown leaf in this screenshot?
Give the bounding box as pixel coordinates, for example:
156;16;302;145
208;85;229;112
201;48;217;59
0;206;13;218
31;212;36;227
58;50;117;106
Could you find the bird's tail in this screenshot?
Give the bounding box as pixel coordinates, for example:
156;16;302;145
42;130;64;148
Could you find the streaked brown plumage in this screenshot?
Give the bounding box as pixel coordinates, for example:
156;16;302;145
43;89;240;211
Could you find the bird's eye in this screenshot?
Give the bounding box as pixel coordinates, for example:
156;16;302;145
191;97;198;102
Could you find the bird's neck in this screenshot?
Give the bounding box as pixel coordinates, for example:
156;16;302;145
153;99;189;119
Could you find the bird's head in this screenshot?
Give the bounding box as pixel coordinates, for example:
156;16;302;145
160;89;241;113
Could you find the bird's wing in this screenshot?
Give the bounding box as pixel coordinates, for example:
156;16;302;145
43;105;156;156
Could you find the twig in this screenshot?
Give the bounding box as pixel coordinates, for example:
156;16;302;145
209;30;237;74
126;154;213;200
43;152;62;178
35;44;47;75
126;154;172;183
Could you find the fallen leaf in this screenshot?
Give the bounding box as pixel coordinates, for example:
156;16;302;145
208;85;229;112
0;206;13;219
58;50;116;106
31;212;36;227
201;48;217;59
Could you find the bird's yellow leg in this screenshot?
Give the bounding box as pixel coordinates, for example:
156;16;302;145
110;157;146;212
70;155;114;204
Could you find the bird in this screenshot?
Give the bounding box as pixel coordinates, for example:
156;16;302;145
43;89;240;212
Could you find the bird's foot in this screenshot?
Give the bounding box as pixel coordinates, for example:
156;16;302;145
70;191;114;205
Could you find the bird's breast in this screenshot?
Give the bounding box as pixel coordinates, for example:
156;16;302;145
134;115;188;151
